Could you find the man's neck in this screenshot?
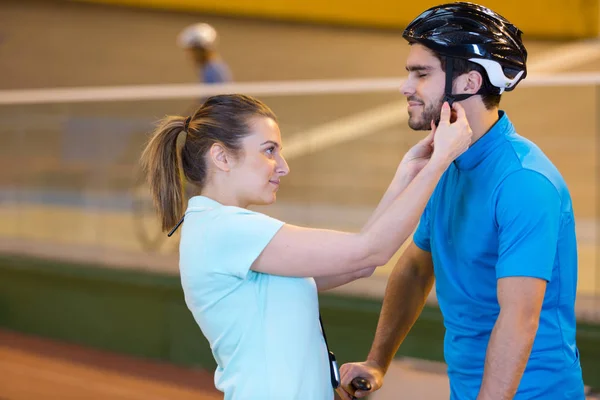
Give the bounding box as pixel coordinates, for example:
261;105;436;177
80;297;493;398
463;102;500;144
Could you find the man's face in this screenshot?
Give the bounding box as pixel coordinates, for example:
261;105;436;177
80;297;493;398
401;44;446;130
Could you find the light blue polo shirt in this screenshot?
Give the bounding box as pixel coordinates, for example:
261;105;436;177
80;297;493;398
413;111;584;399
178;196;333;400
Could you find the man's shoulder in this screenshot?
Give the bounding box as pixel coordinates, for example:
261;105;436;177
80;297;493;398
491;130;568;197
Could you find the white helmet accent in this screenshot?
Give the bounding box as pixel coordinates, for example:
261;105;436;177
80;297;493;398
177;23;218;50
469;58;525;94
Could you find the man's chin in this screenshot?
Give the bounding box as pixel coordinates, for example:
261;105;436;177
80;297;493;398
408;119;432;131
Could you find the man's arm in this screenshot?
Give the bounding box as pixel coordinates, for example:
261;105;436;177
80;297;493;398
337;242;435;399
478;169;561;399
367;242;435;371
477;277;546;400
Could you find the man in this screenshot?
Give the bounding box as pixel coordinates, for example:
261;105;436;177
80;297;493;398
338;3;585;399
177;22;232;84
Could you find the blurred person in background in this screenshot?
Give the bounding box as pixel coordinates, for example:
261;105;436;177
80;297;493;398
177;22;232;84
338;2;585;400
140;93;472;399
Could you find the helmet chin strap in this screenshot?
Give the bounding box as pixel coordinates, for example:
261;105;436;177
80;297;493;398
442;59;482;106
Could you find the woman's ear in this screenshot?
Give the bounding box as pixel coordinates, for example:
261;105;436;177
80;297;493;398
208;143;232;172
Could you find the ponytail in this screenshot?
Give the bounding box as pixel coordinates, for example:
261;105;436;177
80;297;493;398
140;116;187;232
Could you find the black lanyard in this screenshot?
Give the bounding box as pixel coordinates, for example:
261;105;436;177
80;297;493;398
319;314;340;389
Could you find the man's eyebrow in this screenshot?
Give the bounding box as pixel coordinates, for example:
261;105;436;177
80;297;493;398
405;65;434;72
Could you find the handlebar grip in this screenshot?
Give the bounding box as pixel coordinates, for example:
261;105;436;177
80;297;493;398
351;376;372;391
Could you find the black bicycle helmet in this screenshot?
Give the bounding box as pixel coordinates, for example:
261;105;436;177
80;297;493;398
403;2;527;105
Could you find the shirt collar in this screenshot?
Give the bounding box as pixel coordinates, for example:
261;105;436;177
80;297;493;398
454;110;514;170
187;195;222;211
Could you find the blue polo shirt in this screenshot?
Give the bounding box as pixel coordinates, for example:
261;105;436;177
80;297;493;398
413;111;584;399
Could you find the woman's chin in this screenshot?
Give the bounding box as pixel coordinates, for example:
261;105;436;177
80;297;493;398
251;193;277;207
265;193;277;205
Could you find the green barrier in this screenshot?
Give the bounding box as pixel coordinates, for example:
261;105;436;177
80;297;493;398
0;254;599;388
0;256;214;368
68;0;599;38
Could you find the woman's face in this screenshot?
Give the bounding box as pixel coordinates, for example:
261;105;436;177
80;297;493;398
230;116;290;207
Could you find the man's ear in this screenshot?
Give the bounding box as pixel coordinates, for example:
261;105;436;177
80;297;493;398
463;70;483;94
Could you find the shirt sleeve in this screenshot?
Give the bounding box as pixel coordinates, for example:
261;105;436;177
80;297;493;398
413;200;432;252
494;169;562;281
206;207;284;279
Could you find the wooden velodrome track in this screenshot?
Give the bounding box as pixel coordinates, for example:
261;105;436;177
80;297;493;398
0;329;220;400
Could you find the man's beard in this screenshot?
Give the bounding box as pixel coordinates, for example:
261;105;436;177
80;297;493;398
408;97;444;130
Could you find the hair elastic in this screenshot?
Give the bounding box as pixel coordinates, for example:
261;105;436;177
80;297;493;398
183;116;192;132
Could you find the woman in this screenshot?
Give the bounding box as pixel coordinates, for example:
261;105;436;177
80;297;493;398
140;94;471;399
